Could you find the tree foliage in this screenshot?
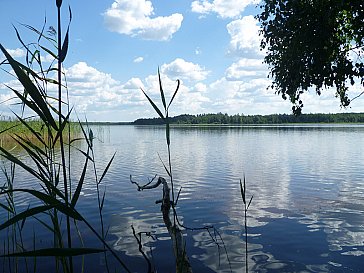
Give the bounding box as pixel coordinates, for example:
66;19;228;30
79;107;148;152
133;112;364;125
257;0;364;114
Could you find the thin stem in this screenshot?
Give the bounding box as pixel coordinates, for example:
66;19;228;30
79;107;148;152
90;143;111;273
80;216;132;273
57;3;72;272
244;204;248;273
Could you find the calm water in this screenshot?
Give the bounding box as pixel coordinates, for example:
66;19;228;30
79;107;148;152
1;124;364;272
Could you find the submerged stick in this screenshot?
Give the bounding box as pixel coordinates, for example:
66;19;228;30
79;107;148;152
130;176;192;273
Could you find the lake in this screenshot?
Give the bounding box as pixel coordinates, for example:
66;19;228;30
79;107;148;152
1;124;364;272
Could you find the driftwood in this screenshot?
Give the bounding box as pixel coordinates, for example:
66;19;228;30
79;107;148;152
131;175;192;273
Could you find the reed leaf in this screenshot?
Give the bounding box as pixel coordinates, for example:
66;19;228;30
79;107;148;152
6;85;49;125
240;178;246;204
12;134;48;167
0;44;58;130
141;88;165;120
53;108;73;147
247;195;253;210
1;247;105;257
33;215;55;233
39;45;57;59
0;202;13;213
0;146;43;180
100;190;106;211
99;152;116;184
167;79;180;110
157;153;171;177
13;112;47;146
59;28;69;63
158;67;167;110
71;153;89;207
166;118;170;146
0;189;77;219
20;23;57;44
0;205;54;231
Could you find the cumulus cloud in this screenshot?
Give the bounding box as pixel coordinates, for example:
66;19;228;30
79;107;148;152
103;0;183;41
6;48;26;58
133;56;144;63
227;15;263;57
42;59;211;120
161;58;209;82
1;48;26;62
191;0;259;19
225;58;268;80
206;76;293;114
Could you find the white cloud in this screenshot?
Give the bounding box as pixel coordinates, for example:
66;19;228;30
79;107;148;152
6;48;26;58
192;82;207;93
1;48;26;62
133;56;144;63
161;58;209;82
40;54;55;63
123;77;144;90
225;58;268;80
227;15;263;56
191;0;259;19
103;0;183;41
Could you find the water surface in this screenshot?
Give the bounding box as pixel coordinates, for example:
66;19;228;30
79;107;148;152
1;124;364;272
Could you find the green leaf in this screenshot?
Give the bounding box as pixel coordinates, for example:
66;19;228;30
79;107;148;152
157;153;171;177
247;195;253;210
59;28;69;63
0;205;54;231
1;247;105;257
71;151;89;207
6;85;48;126
99;152;116;184
53;108;73;147
0;146;43;181
100;190;106;211
0;44;58;130
40;45;57;59
141;88;165;120
166;119;170;146
13;112;46;147
240;178;246;204
167;79;180;110
0;189;80;220
12;134;48;168
0;202;13;213
158;67;167;110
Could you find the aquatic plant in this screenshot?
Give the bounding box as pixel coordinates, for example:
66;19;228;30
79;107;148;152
0;1;130;272
130;70;232;273
240;176;253;273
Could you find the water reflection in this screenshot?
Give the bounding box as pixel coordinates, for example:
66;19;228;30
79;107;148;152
2;125;364;272
89;125;364;272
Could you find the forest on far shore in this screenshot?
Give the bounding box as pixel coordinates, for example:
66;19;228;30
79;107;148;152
133;112;364;125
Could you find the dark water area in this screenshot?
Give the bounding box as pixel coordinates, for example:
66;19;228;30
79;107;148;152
1;124;364;272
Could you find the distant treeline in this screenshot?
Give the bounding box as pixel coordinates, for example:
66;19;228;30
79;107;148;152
133;112;364;125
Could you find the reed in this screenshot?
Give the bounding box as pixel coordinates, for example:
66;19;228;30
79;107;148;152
130;70;232;273
240;176;253;273
0;1;130;272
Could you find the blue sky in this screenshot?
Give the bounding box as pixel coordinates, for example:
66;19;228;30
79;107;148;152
1;0;363;121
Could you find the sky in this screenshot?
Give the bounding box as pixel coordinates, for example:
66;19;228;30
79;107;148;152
0;0;364;122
